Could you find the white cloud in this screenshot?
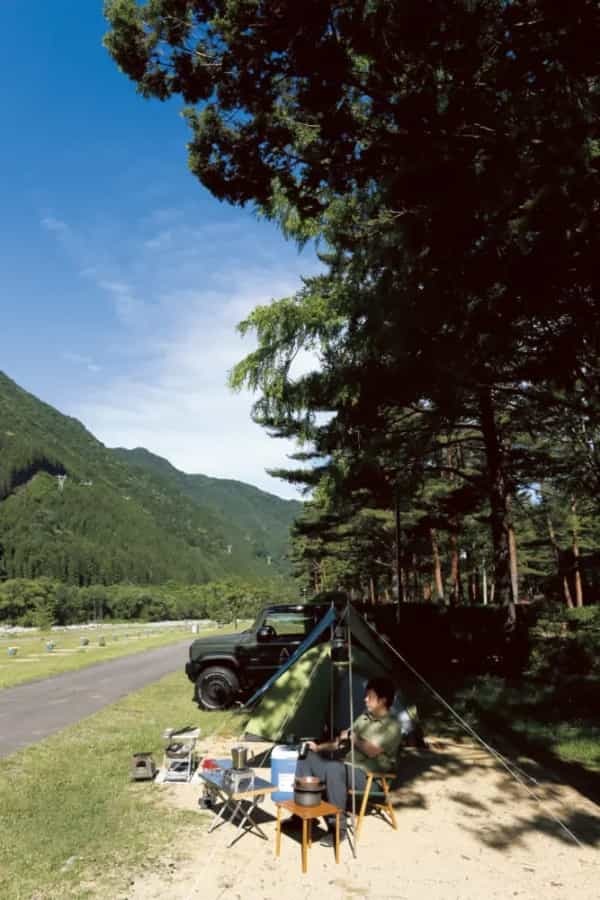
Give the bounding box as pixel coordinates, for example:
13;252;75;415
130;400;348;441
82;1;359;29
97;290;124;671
44;209;322;499
143;229;173;250
41;215;69;234
98;280;147;326
62;351;102;375
82;274;315;497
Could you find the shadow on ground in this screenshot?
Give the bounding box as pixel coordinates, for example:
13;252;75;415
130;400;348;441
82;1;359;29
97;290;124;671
243;729;600;855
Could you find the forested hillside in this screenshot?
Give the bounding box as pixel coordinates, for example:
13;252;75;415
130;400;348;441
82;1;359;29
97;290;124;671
0;372;300;586
112;447;301;566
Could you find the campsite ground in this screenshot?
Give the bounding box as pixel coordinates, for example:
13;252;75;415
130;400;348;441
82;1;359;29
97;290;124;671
1;664;598;899
120;735;600;900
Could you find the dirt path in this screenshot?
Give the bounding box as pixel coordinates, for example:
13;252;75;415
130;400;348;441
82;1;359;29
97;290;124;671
0;641;190;758
121;736;600;900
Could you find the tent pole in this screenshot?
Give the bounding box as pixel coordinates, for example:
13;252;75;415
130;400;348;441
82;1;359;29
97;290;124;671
346;599;357;858
329;601;335;745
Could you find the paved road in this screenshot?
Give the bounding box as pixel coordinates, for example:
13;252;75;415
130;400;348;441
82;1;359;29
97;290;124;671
0;640;191;758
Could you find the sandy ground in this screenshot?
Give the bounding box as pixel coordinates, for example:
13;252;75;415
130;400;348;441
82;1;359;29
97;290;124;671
123;737;600;900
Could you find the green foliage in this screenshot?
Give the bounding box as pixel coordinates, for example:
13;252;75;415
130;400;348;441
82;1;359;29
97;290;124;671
527;606;600;681
418;673;600;773
104;3;600;614
0;575;298;626
30;595;56;631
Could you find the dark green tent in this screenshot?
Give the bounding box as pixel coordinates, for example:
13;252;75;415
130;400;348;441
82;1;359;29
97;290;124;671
244;604;413;743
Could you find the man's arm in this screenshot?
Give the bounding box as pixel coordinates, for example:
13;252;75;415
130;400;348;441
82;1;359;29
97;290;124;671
350;716;403;761
348;717;384;758
306;738;340;753
351;734;384;759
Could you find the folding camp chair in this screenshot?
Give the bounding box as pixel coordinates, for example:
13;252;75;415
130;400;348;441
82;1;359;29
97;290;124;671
346;765;398;841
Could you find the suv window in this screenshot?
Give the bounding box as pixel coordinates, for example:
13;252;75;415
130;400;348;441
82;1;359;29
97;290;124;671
262;611;315;638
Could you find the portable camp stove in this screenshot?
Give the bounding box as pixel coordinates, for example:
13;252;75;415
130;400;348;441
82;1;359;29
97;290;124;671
223;766;255;792
130;752;156;781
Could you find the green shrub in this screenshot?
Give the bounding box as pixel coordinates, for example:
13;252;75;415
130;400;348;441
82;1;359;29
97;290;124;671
527;605;600;680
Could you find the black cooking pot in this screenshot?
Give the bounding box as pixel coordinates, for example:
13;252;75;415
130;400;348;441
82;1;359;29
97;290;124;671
294;776;324;807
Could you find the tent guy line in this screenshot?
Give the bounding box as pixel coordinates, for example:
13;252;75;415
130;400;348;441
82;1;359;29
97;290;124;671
374;626;587;850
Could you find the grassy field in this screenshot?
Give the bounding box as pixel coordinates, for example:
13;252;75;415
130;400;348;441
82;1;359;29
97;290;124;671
0;670;248;900
0;623;245;689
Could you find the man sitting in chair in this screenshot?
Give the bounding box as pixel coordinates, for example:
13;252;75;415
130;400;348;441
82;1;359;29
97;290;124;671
291;676;402;846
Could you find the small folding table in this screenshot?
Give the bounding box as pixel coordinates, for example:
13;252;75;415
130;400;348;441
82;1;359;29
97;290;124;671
198;760;276;847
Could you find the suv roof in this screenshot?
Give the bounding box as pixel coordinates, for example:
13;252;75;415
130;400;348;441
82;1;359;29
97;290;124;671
262;603;329;613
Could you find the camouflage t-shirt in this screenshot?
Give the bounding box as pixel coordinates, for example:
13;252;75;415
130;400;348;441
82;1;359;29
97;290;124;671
345;711;402;773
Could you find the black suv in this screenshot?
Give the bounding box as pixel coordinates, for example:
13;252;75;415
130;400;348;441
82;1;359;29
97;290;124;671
185;603;329;710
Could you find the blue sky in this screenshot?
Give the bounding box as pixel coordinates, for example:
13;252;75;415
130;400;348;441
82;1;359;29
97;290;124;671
1;2;319;498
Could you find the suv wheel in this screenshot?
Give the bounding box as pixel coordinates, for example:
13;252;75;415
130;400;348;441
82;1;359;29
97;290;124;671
197;666;240;710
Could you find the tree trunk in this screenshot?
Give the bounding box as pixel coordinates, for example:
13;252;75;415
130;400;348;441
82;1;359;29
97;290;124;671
411;553;419;604
478;387;516;626
468;564;478;604
369;576;376;606
444;446;462;606
449;531;460;605
316;560;325;593
430;527;445;603
508;517;519;604
546;512;574;608
571;498;584;607
394;486;406;607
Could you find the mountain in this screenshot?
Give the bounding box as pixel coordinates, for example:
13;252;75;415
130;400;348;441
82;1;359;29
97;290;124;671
112;447;301;564
0;371;301;585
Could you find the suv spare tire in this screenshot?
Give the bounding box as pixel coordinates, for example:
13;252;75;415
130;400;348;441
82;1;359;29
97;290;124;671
197;666;240;710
